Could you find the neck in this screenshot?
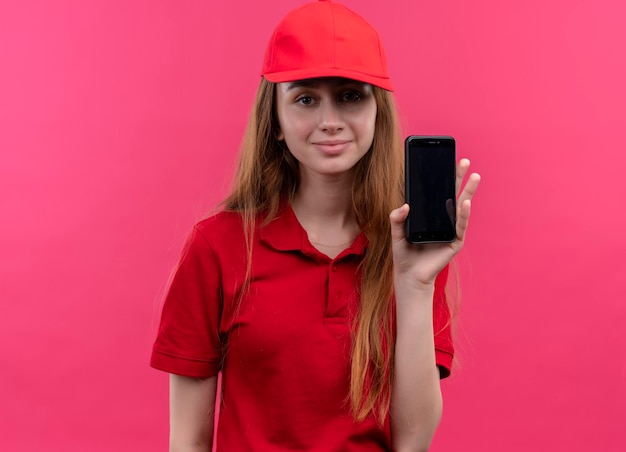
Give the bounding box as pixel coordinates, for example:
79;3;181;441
290;170;360;247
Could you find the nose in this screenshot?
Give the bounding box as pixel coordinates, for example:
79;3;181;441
318;100;344;134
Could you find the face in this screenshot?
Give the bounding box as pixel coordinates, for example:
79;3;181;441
275;77;377;179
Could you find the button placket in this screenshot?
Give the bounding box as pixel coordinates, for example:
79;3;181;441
327;261;335;316
325;259;349;319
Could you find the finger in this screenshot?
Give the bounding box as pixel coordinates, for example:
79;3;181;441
456;199;472;242
458;172;481;207
456;158;470;197
389;204;409;242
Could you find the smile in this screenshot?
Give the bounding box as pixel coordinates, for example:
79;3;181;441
312;140;351;155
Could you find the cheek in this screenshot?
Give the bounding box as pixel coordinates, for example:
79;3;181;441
278;114;311;142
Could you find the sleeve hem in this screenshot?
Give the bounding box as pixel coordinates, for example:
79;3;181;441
150;349;221;378
435;348;453;379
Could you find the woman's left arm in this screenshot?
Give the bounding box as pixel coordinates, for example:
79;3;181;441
389;159;480;452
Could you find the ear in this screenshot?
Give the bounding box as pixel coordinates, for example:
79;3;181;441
277;129;284;141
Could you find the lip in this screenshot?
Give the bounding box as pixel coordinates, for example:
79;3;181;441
314;140;350;145
312;140;351;155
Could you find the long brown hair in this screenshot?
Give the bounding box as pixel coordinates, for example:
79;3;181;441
223;78;404;423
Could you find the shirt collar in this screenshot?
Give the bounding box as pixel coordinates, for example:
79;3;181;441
259;203;368;258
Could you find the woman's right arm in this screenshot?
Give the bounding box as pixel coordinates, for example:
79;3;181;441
169;374;218;452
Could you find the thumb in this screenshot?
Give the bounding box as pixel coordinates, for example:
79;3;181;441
389;204;409;242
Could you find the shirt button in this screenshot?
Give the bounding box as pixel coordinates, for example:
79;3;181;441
332;265;337;272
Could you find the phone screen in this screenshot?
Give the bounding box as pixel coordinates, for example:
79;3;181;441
405;136;456;243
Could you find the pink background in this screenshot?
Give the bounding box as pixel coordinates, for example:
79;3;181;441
1;0;624;450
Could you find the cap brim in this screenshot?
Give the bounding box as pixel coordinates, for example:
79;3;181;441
263;67;394;92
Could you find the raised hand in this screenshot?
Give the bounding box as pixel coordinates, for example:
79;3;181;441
390;158;481;290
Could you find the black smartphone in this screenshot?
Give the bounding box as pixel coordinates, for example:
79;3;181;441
405;136;457;243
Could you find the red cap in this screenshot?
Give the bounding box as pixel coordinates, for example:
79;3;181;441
261;0;394;91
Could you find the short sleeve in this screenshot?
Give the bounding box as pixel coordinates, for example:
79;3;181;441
150;226;224;378
433;265;454;378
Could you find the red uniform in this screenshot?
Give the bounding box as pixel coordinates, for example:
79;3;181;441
151;204;453;451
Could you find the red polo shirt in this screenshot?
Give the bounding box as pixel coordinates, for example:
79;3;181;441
151;204;453;451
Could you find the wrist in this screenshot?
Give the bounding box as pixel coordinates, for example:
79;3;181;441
394;274;436;296
394;280;435;312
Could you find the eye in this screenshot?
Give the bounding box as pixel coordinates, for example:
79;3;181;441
296;95;314;105
340;90;362;102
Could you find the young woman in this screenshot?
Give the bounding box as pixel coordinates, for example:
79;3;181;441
151;1;480;451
